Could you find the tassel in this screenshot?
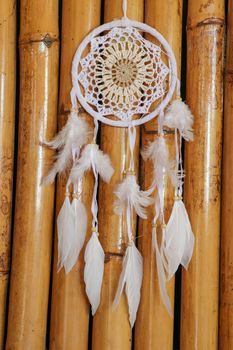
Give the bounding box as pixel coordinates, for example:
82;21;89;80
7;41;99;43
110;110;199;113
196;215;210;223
164;99;194;141
152;226;172;316
42;112;90;184
164;197;195;279
114;174;153;219
57;192;75;271
70;143;114;184
84;231;105;315
113;242;143;327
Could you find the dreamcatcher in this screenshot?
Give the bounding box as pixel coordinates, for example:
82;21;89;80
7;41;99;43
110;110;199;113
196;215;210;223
43;0;194;327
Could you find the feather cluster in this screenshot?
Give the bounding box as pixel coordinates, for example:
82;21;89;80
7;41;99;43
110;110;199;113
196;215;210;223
164;199;195;279
57;195;87;273
114;175;153;219
71;143;114;183
113;243;143;327
84;232;105;315
164;99;194;141
43;112;90;184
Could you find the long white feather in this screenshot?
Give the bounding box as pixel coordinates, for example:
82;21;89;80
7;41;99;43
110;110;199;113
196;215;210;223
114;175;153;219
141;137;177;188
164;199;195;279
71;143;114;183
164;100;194;141
43;112;90;184
64;197;87;273
84;232;105;315
113;243;143;327
152;227;173;316
57;196;75;271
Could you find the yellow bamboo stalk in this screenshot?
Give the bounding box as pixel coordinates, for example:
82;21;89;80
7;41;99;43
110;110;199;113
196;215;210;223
49;1;101;349
135;1;182;349
0;1;16;348
219;1;233;348
5;1;59;349
91;1;143;349
180;1;224;349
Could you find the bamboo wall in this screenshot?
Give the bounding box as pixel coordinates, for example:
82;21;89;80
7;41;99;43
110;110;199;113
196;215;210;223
0;0;232;349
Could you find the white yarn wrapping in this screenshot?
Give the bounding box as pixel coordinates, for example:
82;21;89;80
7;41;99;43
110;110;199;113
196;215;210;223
114;174;153;219
70;143;114;184
164;198;194;279
42;112;89;184
164;99;194;141
113;242;143;327
84;231;105;315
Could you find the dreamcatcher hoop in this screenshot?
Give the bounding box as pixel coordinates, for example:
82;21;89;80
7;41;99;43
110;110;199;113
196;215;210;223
71;18;178;127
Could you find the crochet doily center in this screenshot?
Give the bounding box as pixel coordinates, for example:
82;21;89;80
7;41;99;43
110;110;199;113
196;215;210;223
112;59;138;87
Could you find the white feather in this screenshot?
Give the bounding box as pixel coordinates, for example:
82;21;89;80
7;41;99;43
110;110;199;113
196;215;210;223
57;196;75;271
113;243;143;327
141;137;178;188
114;175;153;219
71;143;114;183
57;196;87;273
64;197;87;273
43;112;90;184
152;228;172;316
164;199;195;279
164;100;194;141
84;232;105;315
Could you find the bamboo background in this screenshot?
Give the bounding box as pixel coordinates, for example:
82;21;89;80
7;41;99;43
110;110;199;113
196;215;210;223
0;0;231;349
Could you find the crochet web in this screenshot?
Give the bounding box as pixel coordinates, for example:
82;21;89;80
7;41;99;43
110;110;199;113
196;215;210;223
77;27;170;122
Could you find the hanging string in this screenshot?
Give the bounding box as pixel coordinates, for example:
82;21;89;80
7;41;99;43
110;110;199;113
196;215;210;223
128;125;136;171
122;0;128;18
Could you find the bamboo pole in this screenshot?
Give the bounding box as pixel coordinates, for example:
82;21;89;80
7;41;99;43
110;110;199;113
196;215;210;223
91;1;143;349
134;1;182;349
219;1;233;348
180;1;224;349
49;1;101;349
0;1;16;348
5;1;59;349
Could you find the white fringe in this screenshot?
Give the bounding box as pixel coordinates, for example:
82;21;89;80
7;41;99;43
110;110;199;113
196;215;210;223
84;232;105;315
113;243;143;327
70;143;114;184
164;199;195;279
114;175;153;219
164;100;194;141
43;112;90;184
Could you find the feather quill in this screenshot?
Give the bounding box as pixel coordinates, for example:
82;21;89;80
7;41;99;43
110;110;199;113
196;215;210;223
164;100;194;141
71;143;114;183
84;232;105;315
114;175;153;219
43;112;90;184
164;199;195;279
113;243;143;327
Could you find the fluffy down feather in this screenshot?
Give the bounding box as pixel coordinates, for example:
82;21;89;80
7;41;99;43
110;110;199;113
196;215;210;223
113;243;143;327
141;137;178;188
42;112;90;184
70;143;114;183
114;175;153;219
164;100;194;141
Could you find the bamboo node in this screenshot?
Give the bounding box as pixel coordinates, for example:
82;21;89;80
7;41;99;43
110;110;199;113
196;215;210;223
65;191;70;197
72;192;81;199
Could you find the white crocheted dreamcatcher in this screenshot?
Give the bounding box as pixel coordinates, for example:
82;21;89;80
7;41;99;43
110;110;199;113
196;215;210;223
43;0;194;327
